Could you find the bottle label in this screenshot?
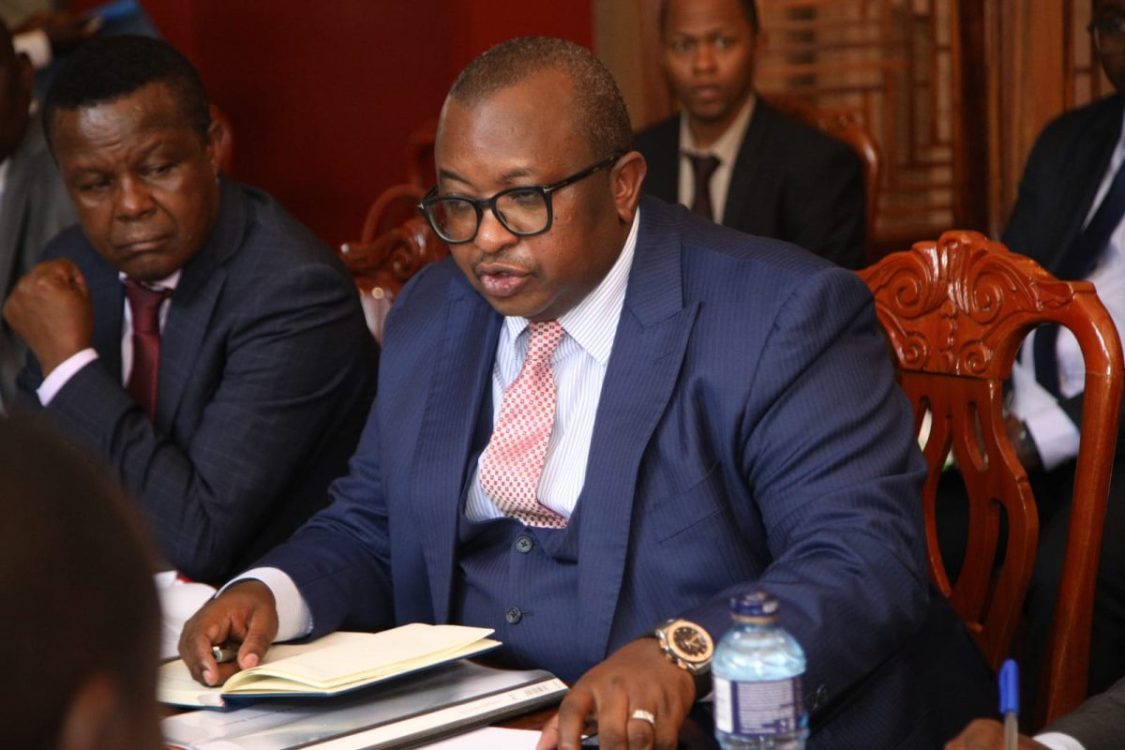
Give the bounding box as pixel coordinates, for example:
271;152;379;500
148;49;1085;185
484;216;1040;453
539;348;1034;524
713;675;804;735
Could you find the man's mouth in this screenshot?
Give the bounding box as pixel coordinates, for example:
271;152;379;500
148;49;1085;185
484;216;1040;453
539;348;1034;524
476;266;531;297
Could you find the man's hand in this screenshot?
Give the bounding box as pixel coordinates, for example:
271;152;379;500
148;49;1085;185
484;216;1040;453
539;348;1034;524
177;580;279;687
3;259;94;376
1004;415;1041;470
536;637;695;750
944;719;1050;749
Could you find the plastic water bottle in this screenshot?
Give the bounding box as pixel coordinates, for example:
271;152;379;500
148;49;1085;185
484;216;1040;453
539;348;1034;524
712;591;809;750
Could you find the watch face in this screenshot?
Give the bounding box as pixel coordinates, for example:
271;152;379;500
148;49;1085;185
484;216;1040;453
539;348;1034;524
669;622;713;663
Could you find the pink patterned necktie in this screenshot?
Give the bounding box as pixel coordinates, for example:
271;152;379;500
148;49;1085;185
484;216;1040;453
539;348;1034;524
479;320;568;528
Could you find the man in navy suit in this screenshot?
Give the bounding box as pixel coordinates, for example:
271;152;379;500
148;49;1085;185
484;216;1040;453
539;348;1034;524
633;0;866;269
2;36;378;584
180;36;990;749
998;0;1125;702
947;676;1125;750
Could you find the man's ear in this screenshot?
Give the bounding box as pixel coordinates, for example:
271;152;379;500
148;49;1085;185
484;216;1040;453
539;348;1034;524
54;674;130;750
204;105;225;177
610;150;648;224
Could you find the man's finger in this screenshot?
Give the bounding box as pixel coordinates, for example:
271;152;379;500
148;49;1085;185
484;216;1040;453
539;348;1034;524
535;713;561;750
554;690;596;750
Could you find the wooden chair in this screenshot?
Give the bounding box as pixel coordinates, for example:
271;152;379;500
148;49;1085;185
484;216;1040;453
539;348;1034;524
338;184;448;342
858;230;1123;724
763;94;880;259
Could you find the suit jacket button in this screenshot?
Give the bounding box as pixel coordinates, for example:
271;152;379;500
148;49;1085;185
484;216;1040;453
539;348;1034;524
505;606;523;624
515;535;534;553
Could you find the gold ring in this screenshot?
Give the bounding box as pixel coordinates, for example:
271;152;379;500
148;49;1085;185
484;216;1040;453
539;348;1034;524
630;709;656;727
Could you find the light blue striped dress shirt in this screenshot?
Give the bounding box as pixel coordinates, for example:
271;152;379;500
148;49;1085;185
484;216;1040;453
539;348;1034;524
466;210;639;521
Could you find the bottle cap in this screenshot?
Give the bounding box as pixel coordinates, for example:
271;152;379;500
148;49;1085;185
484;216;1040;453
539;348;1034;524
731;590;778;617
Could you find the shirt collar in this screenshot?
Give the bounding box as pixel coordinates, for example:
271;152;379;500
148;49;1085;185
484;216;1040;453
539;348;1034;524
678;93;756;165
118;269;183;293
502;206;640;366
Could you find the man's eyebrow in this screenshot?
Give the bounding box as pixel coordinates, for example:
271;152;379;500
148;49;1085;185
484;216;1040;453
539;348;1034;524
437;165;539;190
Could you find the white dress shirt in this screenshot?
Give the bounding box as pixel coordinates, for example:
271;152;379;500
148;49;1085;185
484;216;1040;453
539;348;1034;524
1034;732;1086;750
1010;108;1125;470
36;270;180;405
237;210;642;641
676;95;756;224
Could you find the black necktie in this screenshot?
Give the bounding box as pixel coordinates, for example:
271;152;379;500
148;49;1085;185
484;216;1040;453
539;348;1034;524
688;154;721;220
124;279;172;421
1033;160;1125;396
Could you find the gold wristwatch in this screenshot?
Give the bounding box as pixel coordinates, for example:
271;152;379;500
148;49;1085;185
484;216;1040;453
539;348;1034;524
652;618;714;696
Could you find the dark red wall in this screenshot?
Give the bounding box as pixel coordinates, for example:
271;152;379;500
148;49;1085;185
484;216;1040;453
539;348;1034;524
111;1;592;247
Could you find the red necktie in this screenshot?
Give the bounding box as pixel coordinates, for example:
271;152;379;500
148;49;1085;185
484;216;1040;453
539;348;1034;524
479;320;567;528
124;279;171;421
688;153;722;220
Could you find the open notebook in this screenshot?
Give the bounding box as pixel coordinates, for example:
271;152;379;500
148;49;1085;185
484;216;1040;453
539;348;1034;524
162;661;567;750
160;624;500;708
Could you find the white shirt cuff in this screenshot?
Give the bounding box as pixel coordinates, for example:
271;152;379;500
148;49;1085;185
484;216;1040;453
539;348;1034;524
1033;731;1086;750
37;348;99;406
13;29;51;70
223;567;314;642
1024;406;1082;470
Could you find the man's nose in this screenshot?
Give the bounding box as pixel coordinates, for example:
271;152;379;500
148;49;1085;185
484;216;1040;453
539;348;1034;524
474;208;518;254
115;176;157;220
692;42;718;72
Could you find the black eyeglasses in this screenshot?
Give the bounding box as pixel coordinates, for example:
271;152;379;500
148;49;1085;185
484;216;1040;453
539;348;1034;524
1089;16;1125;54
418;152;623;244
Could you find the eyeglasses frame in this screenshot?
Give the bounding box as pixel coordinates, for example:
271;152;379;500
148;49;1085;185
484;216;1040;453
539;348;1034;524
418;151;625;244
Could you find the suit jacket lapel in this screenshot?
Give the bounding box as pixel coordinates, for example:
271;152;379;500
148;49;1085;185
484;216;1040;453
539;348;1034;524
723;99;770;230
1053;97;1125;270
88;254;124;381
157;181;242;425
576;199;699;664
410;273;502;623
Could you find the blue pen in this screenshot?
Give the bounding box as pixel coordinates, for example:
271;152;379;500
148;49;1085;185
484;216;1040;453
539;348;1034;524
999;659;1019;750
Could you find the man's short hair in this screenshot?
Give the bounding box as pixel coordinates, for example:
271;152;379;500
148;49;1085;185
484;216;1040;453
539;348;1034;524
43;34;211;148
659;0;761;36
448;36;632;160
0;416;160;748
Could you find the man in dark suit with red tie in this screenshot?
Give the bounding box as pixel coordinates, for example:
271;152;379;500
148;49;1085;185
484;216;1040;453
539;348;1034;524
1000;0;1125;703
632;0;867;268
2;35;378;584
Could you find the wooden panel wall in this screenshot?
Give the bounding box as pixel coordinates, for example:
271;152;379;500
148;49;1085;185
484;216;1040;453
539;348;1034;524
598;0;1114;253
70;1;593;247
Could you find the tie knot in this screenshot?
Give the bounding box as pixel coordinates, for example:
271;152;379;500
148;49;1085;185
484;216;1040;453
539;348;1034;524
123;279;172;334
526;320;564;365
688;153;721;184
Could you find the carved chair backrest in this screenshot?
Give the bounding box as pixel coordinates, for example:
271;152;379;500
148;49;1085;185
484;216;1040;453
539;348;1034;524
858;230;1123;723
338;184;448;342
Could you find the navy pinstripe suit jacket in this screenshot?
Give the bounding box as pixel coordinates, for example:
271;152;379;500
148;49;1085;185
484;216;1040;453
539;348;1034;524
260;196;992;748
18;180;378;583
